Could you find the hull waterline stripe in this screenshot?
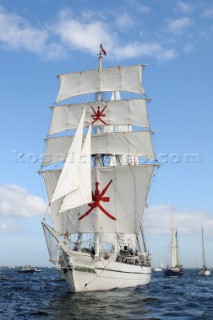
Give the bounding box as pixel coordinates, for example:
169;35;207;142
95;267;151;274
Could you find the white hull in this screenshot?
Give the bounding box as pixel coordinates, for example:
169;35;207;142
61;251;151;292
153;267;163;272
198;268;211;276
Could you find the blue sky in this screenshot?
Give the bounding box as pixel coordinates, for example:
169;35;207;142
0;0;213;267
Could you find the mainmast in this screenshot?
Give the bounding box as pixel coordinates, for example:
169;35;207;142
98;44;104;70
93;44;106;165
96;44;104;102
93;44;106;255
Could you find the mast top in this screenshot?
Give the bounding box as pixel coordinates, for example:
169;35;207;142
98;44;107;70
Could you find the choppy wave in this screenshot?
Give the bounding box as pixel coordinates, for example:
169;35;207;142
0;268;213;319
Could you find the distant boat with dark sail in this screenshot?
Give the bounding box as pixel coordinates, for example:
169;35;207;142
164;209;184;277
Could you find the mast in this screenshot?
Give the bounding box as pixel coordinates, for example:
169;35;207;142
93;44;105;254
98;44;103;70
97;44;103;101
175;230;179;266
140;224;147;253
93;44;105;163
201;225;206;267
170;207;178;267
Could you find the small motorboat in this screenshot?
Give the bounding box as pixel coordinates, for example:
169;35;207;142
18;265;41;273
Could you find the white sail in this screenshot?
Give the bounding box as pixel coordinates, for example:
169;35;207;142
42;165;154;235
56;65;145;103
42;124;92;227
171;230;178;267
60;124;92;213
42;169;64;231
51;109;86;203
42;131;155;167
49;99;149;135
170;211;178;267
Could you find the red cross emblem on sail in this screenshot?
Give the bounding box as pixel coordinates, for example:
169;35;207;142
79;180;116;220
91;105;107;125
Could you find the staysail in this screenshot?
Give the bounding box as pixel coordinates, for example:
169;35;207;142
59;124;92;213
51;109;86;203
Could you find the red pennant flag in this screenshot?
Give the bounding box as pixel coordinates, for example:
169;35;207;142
100;44;107;56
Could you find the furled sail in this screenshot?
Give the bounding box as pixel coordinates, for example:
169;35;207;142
42;131;155;167
42;165;154;235
49;99;149;135
56;65;145;103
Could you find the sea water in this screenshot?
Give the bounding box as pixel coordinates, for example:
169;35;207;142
0;267;213;319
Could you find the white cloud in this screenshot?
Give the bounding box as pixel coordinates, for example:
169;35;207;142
115;13;135;30
0;6;45;52
202;8;213;18
125;0;151;14
53;11;176;62
0;5;184;62
114;42;177;61
0;5;66;59
146;204;213;237
177;2;192;14
54;13;114;54
0;219;21;232
167;17;192;35
54;12;176;62
0;184;46;220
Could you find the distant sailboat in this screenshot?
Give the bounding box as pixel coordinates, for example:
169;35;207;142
198;225;210;276
153;260;163;271
164;208;184;277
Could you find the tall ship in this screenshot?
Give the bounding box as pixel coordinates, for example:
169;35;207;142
40;44;157;292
